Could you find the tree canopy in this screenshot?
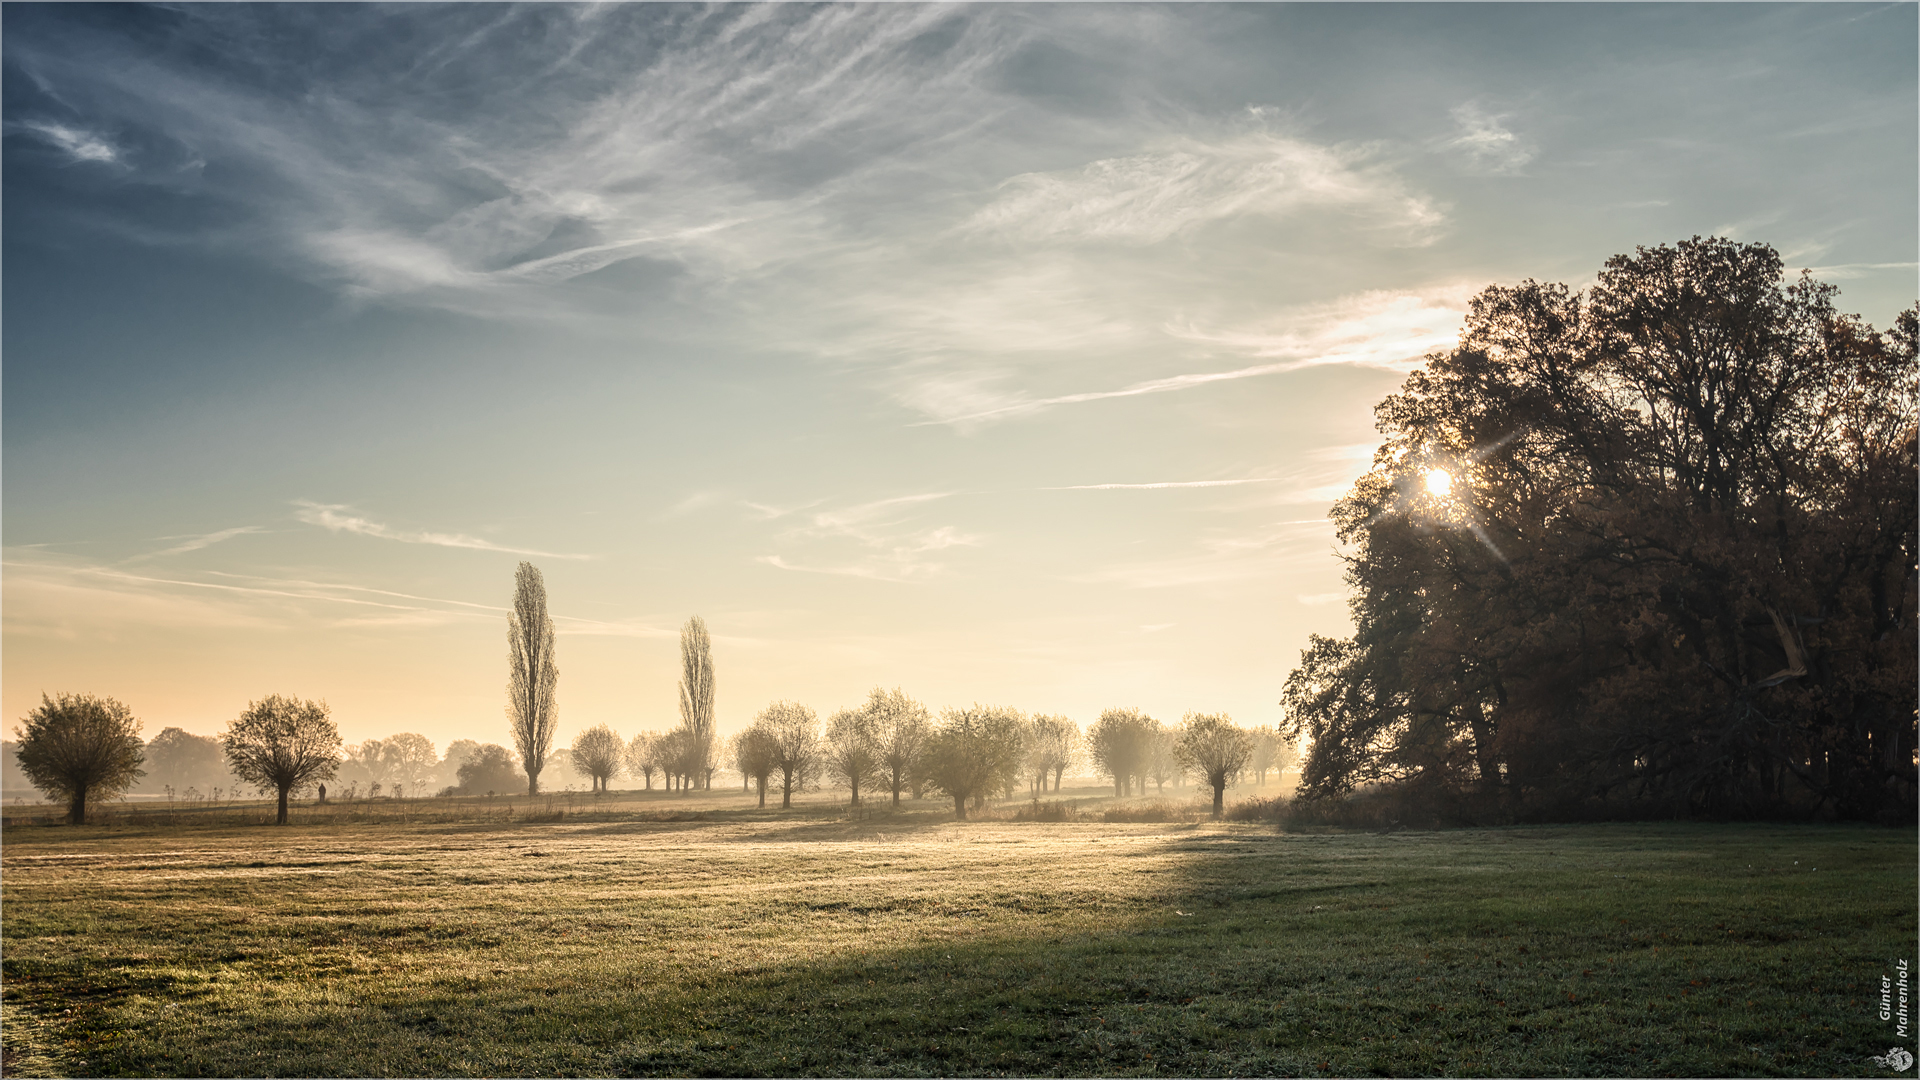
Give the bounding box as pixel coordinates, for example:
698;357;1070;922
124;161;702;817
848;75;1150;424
455;744;523;796
866;687;930;807
13;692;145;824
222;695;341;824
1283;238;1917;823
1087;708;1157;797
822;706;882;806
141;726;230;797
1174;713;1254;819
920;705;1026;820
756;701;821;809
570;725;624;792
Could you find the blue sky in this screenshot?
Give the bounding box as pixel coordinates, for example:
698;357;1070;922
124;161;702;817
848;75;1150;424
5;3;1915;753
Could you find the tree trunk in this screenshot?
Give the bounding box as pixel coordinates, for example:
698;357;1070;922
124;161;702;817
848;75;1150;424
757;778;767;808
1211;781;1225;819
277;785;291;825
1466;699;1502;797
527;771;540;797
781;772;792;809
68;788;87;826
953;793;968;820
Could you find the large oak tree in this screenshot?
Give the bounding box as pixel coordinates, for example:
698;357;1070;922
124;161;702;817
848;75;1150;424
1284;238;1917;823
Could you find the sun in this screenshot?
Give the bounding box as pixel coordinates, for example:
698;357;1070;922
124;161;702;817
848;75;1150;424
1424;468;1454;497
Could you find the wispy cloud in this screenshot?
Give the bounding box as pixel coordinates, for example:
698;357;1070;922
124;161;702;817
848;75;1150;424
1044;479;1280;491
127;525;265;561
1069;523;1336;589
13;119;121;164
1802;261;1920;280
2;552;491;635
907;288;1469;428
1166;287;1472;368
292;500;589;560
755;554;927;584
5;549;667;638
966;132;1444;245
1441;103;1534;175
9;5;1025;314
756;493;979;581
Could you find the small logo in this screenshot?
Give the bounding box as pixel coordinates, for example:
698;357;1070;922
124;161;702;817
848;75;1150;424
1869;1047;1915;1071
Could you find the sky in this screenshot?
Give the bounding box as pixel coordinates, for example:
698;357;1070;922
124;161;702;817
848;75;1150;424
5;3;1915;757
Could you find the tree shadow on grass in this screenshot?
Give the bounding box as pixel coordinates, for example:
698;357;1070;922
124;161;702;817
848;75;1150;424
10;824;1907;1077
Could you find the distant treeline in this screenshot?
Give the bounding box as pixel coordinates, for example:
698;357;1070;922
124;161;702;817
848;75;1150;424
5;697;1296;823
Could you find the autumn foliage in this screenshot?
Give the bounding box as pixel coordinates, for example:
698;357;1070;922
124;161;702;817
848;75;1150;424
1284;238;1917;823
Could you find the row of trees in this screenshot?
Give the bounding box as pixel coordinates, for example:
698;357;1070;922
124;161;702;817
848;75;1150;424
502;562;721;797
1085;708;1293;800
725;693;1289;819
1283;238;1917;823
13;563;1300;825
12;692;340;824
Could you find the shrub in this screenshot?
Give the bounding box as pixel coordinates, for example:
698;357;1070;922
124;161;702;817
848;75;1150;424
1224;795;1291;822
1013;799;1082;822
1102;799;1204;823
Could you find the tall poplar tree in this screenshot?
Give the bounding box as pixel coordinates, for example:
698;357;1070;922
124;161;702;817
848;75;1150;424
507;562;558;796
677;616;716;789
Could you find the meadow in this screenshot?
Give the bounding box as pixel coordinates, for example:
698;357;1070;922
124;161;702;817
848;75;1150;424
1;787;1912;1077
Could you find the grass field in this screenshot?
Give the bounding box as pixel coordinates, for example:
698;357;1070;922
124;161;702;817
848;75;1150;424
1;787;1913;1077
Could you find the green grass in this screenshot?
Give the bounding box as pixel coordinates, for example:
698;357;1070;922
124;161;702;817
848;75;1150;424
2;789;1913;1077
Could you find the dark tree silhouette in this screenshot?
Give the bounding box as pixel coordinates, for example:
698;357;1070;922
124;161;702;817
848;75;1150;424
1284;238;1917;823
13;693;145;824
221;695;341;824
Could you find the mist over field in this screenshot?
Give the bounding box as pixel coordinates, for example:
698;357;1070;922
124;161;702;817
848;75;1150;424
3;5;1916;1077
4;3;1914;754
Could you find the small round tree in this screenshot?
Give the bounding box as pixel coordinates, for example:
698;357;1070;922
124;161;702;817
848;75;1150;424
757;701;821;809
625;731;659;791
570;724;624;793
822;706;882;807
1175;712;1254;819
14;692;145;824
222;695;342;824
920;705;1027;820
730;726;778;807
456;744;523;796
